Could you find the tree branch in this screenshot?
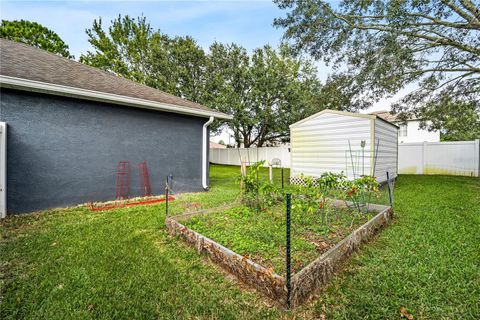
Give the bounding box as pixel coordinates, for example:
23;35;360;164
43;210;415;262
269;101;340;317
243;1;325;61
442;0;480;25
322;3;480;56
404;67;480;74
406;12;480;30
458;0;480;21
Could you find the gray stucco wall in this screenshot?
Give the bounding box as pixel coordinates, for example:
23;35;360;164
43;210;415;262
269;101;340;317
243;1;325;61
0;88;208;214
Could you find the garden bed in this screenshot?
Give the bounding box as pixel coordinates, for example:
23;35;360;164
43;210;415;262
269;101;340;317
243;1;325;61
182;203;372;275
166;200;393;308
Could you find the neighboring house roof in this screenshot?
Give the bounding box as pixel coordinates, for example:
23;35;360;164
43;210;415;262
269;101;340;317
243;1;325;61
368;110;399;122
369;110;420;122
0;39;231;120
290;109;398;128
209;141;227;149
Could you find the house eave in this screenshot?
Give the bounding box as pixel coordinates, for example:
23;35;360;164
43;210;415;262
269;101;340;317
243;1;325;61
0;75;233;120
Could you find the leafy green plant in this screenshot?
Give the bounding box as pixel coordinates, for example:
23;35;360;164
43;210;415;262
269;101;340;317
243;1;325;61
290;172;348;232
259;181;280;208
291;174;323;216
239;161;280;210
317;172;347;227
239;160;264;198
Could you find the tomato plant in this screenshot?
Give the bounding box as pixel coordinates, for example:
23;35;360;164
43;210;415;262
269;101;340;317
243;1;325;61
344;175;380;213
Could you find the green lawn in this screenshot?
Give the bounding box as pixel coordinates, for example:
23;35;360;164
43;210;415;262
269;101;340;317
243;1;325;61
1;165;479;319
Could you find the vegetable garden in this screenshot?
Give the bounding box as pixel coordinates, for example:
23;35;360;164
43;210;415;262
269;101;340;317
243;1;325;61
166;161;394;308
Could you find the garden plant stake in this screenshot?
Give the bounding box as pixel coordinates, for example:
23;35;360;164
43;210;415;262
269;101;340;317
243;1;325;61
286;193;292;309
165;177;169;217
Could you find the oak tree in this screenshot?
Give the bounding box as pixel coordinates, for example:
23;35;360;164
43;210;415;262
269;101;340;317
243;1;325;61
1;20;72;58
274;0;480;135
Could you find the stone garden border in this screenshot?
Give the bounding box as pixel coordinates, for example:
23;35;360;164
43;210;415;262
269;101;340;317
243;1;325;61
165;201;393;309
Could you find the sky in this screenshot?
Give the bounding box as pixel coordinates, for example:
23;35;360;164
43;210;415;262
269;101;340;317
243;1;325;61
1;1;285;60
1;0;409;142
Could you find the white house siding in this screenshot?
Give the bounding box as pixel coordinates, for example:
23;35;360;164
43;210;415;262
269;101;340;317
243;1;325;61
398;120;440;143
374;119;399;182
290;112;373;180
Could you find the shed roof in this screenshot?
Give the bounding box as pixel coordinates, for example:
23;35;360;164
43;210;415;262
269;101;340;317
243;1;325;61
0;39;231;119
290;109;398;128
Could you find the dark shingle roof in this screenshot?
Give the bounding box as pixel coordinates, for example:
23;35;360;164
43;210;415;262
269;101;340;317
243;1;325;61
0;39;229;119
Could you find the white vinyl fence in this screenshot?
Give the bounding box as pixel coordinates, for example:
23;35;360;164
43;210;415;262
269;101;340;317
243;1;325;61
210;147;290;167
398;140;479;177
211;139;480;177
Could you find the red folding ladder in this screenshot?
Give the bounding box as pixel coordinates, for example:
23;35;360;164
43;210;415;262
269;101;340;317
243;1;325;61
116;161;131;200
139;161;152;197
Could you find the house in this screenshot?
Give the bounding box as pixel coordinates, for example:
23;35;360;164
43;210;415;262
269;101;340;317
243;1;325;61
290;109;398;183
209;141;227;149
369;111;440;143
0;39;231;216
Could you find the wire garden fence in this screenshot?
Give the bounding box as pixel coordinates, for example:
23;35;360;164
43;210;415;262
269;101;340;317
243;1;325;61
165;155;395;308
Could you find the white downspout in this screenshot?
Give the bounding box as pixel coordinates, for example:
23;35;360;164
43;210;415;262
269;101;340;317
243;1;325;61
202;116;214;190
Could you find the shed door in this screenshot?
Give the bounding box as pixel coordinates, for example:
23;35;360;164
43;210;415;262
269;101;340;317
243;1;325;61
0;122;6;218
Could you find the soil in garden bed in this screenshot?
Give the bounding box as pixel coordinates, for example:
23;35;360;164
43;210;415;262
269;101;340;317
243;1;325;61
182;203;372;275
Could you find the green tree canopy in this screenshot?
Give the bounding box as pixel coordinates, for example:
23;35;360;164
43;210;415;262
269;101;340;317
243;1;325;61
80;15;206;103
274;0;480;137
81;15;357;146
420;98;480;141
0;20;72;58
203;43;252;144
205;43;325;147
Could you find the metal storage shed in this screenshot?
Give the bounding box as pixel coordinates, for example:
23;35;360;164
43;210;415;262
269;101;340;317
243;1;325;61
290;109;398;183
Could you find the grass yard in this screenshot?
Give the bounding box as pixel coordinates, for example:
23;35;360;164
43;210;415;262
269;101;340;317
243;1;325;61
1;164;479;319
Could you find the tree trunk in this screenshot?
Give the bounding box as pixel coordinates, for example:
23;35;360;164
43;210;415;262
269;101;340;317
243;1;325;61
243;132;251;148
